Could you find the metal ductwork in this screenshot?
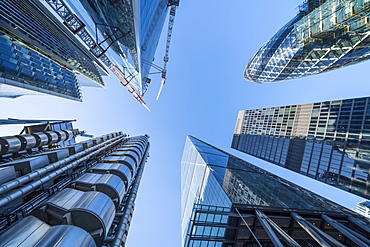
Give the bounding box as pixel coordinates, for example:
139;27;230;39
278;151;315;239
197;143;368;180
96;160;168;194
117;145;143;157
33;188;116;246
68;173;126;209
0;133;149;247
0;216;96;247
0;130;75;156
111;150;140;164
102;156;137;173
90;163;132;186
0;134;125;202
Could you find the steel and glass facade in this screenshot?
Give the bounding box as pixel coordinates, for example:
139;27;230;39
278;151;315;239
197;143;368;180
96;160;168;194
0;0;169;102
0;129;150;247
232;96;370;199
182;136;370;246
246;0;370;83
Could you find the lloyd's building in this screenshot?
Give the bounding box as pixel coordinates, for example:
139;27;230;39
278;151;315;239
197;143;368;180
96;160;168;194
0;0;173;106
0;120;149;246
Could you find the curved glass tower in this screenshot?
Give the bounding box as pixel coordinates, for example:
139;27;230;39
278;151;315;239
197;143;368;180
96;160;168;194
245;0;370;83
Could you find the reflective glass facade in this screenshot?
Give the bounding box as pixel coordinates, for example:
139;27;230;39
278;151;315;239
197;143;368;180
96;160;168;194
246;0;370;83
0;0;169;101
356;200;370;218
233;96;370;199
182;136;368;246
0;35;82;101
60;0;169;97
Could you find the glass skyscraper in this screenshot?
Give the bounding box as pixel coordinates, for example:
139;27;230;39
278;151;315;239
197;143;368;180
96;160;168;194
245;0;370;83
182;136;370;246
356;200;370;218
232;96;370;200
0;0;170;103
0;124;150;246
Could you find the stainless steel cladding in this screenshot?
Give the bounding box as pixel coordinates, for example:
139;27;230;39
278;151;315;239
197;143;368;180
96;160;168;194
0;216;96;247
0;130;78;156
64;130;74;140
69;173;126;209
33;149;70;163
58;130;68;142
44;131;61;145
91;137;103;145
2;156;49;176
16;134;38;151
32;132;50;146
81;140;94;150
0;136;22;155
66;143;84;155
35;225;97;247
0;166;16;185
0;133;148;246
90;163;132;185
110;151;140;165
34;188;115;246
117;145;143;157
102;156;137;173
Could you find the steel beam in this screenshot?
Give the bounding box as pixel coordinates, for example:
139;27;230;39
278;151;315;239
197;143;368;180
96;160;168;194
262;213;301;247
291;212;345;247
255;210;285;247
348;216;370;234
235;208;263;247
322;215;370;247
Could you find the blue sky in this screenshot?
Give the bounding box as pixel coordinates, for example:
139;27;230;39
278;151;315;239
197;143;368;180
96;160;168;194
1;0;370;246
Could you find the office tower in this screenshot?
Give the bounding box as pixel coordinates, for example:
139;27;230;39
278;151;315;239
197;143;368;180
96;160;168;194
245;0;370;83
0;124;150;247
182;136;370;246
232;96;370;200
0;0;174;105
357;200;370;218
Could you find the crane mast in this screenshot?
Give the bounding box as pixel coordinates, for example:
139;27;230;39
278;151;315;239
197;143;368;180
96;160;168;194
156;0;180;100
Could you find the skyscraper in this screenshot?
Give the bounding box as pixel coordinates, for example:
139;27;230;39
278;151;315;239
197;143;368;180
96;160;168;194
0;123;149;247
232;96;370;199
245;0;370;83
182;136;370;246
357;200;370;218
0;0;173;105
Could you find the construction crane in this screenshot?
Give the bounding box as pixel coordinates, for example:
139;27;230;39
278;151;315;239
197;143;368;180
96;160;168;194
156;0;180;100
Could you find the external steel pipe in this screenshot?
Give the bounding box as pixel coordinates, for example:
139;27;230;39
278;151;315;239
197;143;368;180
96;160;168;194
109;143;149;247
0;130;73;155
0;134;125;196
0;135;126;208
